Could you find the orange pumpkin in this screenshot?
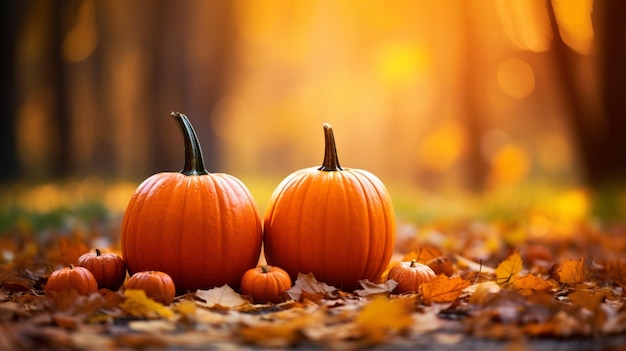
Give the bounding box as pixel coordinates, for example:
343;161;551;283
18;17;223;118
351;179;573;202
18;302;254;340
76;248;127;290
240;265;292;304
386;260;436;293
126;271;176;305
263;124;396;291
121;112;262;292
45;265;98;296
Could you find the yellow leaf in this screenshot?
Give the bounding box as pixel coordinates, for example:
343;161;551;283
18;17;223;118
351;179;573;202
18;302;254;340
512;274;556;296
495;252;523;286
120;289;173;318
421;275;470;304
557;257;585;284
355;296;415;344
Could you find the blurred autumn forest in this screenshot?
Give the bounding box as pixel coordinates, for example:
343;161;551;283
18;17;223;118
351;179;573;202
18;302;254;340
0;0;625;214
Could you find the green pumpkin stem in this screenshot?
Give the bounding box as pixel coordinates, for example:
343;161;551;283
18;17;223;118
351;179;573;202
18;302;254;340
318;123;343;172
261;265;270;273
172;112;210;176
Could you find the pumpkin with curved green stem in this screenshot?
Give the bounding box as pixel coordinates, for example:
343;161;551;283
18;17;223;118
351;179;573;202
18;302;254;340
121;112;262;292
263;124;396;291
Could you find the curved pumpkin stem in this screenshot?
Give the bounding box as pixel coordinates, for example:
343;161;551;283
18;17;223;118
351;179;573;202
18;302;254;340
172;112;210;176
318;123;343;172
95;248;102;256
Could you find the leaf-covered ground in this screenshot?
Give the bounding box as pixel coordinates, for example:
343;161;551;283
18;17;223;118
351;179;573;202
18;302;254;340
2;188;626;350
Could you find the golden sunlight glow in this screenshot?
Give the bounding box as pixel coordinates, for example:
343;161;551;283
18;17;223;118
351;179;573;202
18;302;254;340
418;120;466;172
552;0;594;54
496;0;552;52
487;143;530;187
497;58;536;99
62;0;98;62
375;42;430;88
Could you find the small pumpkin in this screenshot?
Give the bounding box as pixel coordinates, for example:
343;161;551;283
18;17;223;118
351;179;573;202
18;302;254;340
386;260;436;294
76;248;127;290
240;265;292;304
263;123;396;291
126;271;176;305
45;265;98;296
121;112;262;292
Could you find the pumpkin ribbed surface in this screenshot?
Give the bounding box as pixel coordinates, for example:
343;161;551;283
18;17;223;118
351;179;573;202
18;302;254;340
240;265;292;304
121;112;262;293
263;125;396;292
76;249;127;291
45;265;98;296
126;271;176;305
122;172;262;292
387;260;436;293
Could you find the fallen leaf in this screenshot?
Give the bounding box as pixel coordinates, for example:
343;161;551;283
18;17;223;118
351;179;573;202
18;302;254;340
120;289;173;318
512;275;556;296
354;279;398;298
355;296;415;345
421;275;470;304
468;281;501;304
557;257;585;285
495;252;523;286
568;289;604;311
285;273;339;302
195;285;249;309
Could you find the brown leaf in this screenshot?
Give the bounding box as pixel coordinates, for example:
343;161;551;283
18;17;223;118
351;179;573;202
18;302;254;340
421;275;470;304
354;279;397;298
285;273;339;302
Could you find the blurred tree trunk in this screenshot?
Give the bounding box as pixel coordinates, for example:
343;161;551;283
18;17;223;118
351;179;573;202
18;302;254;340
549;0;626;186
0;2;22;181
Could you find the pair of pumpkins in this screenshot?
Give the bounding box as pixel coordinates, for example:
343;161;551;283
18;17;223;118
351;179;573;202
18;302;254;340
121;113;396;293
45;249;128;296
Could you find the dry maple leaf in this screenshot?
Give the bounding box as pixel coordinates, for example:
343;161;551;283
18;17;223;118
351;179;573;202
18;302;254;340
421;275;470;304
355;296;415;345
511;274;556;296
354;279;398;298
495;251;523;286
120;289;173;318
195;285;249;310
285;273;339;302
557;257;585;285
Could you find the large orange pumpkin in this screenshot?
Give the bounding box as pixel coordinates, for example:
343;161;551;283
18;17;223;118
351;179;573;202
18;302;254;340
263;124;396;291
121;112;262;293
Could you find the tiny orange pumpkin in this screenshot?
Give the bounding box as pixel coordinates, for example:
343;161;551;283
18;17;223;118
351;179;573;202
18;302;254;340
76;248;127;290
45;265;98;296
240;265;292;304
126;271;176;305
387;260;436;294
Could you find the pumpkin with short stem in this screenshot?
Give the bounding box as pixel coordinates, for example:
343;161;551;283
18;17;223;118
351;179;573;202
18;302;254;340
263;124;396;291
126;271;176;305
121;112;262;293
45;265;98;296
76;248;127;290
240;265;292;304
386;260;436;293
